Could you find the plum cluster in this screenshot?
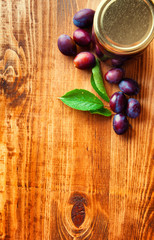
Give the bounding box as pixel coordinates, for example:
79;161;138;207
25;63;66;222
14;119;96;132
57;8;141;135
105;68;141;135
57;9;99;69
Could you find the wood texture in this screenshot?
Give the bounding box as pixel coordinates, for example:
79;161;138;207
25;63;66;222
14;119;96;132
0;0;153;239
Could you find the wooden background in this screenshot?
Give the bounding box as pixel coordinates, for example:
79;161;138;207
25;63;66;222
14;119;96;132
0;0;153;239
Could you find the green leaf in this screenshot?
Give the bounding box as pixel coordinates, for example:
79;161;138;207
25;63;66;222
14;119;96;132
90;107;112;117
59;89;104;111
92;59;110;102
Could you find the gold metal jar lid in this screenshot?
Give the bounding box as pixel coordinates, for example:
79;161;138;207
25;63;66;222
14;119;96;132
94;0;154;55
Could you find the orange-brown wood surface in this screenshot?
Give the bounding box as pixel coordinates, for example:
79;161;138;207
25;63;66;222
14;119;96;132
0;0;153;239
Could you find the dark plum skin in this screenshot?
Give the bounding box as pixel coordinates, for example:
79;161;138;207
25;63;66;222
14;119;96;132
73;29;91;46
95;44;104;58
126;98;141;118
105;68;124;83
119;78;140;95
91;27;95;45
74;52;96;69
109;92;127;113
58;34;77;56
113;113;129;135
73;9;95;28
111;59;124;67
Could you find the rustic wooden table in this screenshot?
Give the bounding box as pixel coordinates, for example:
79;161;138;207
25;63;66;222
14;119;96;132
0;0;153;239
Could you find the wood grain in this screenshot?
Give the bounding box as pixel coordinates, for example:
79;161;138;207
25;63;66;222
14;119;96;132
0;0;153;239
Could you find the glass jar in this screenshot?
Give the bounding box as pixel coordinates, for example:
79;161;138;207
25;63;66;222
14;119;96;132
93;0;154;59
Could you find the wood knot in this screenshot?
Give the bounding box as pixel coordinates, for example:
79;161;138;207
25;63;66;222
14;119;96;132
0;48;29;106
57;192;97;239
58;192;109;239
3;66;15;83
70;194;87;228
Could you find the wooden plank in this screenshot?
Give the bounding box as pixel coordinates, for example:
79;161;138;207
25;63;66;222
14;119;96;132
0;0;153;239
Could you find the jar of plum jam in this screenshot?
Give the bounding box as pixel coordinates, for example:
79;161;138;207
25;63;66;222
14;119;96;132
93;0;154;59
